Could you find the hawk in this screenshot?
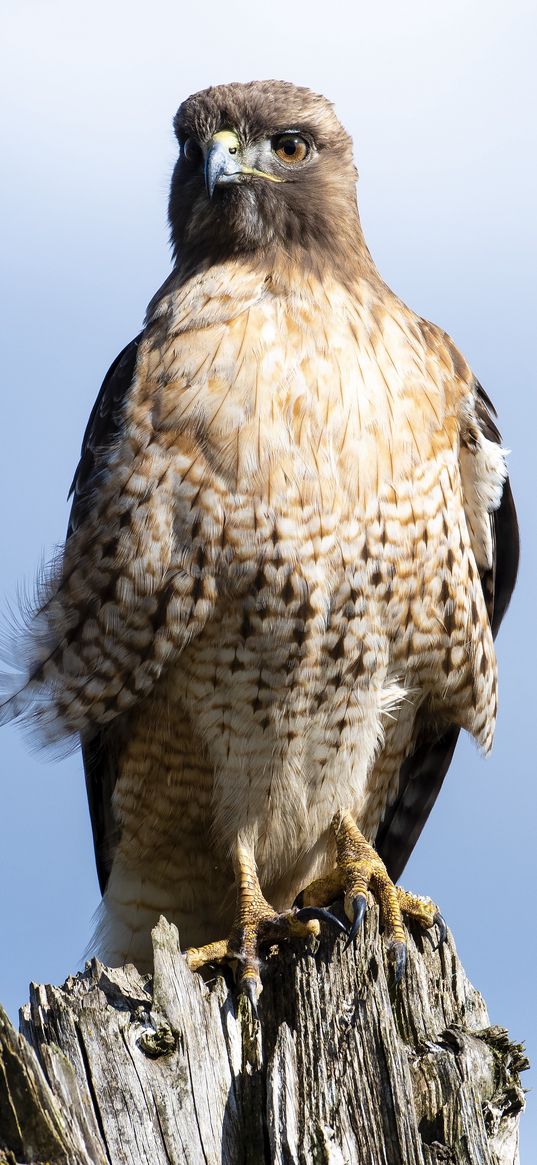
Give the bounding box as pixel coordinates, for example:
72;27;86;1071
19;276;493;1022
1;81;518;1003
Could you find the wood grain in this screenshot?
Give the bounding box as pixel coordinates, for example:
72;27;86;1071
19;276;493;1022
0;910;528;1164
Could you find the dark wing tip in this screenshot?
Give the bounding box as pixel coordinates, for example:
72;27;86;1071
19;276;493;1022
376;726;460;883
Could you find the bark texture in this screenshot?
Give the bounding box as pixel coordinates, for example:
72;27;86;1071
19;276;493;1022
0;909;528;1165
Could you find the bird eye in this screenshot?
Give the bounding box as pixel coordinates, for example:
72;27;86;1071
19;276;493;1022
183;137;202;165
272;133;310;165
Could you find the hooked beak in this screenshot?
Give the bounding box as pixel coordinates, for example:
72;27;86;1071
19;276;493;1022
204;129;284;198
205;132;242;199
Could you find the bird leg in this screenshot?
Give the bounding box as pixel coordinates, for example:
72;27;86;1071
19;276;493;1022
185;840;335;1009
297;809;445;981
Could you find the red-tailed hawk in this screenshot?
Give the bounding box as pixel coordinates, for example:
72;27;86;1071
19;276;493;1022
0;81;518;1005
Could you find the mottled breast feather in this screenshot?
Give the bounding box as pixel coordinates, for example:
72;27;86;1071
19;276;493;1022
0;263;518;909
73;273;517;896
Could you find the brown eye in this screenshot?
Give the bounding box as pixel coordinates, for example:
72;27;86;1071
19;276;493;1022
272;133;310;165
183;137;202;164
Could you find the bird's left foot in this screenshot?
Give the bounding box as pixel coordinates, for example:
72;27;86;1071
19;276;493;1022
297;810;446;982
185;843;345;1011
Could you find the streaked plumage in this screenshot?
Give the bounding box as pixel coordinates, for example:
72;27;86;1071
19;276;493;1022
0;81;518;973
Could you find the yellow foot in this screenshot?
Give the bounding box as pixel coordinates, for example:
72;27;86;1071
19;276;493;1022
185;842;344;1011
297;810;446;982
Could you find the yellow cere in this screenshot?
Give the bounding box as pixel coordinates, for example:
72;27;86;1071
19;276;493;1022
212;130;241;150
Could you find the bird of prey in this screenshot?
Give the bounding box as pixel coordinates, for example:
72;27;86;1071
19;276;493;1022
1;81;518;1002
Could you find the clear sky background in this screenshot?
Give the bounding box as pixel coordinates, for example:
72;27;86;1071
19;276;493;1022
1;0;535;1154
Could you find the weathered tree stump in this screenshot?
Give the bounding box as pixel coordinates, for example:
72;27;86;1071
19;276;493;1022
0;909;528;1165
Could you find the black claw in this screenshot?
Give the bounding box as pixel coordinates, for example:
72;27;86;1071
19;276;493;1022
293;890;305;909
433;910;448;945
344;895;367;950
240;976;259;1019
296;906;348;936
391;941;407;984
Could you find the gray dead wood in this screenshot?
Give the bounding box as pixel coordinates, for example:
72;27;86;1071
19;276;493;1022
0;909;528;1165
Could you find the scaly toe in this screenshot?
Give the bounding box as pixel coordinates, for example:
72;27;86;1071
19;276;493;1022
185;938;230;972
395;886;441;931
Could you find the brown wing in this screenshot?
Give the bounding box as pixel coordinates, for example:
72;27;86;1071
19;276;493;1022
375;382;519;882
68;334;142;893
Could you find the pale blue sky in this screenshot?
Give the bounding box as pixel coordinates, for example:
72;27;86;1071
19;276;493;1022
1;0;535;1154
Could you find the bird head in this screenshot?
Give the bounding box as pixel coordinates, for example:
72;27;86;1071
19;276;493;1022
168;81;365;279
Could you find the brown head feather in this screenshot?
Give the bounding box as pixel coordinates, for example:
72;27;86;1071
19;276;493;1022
168;80;374;283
